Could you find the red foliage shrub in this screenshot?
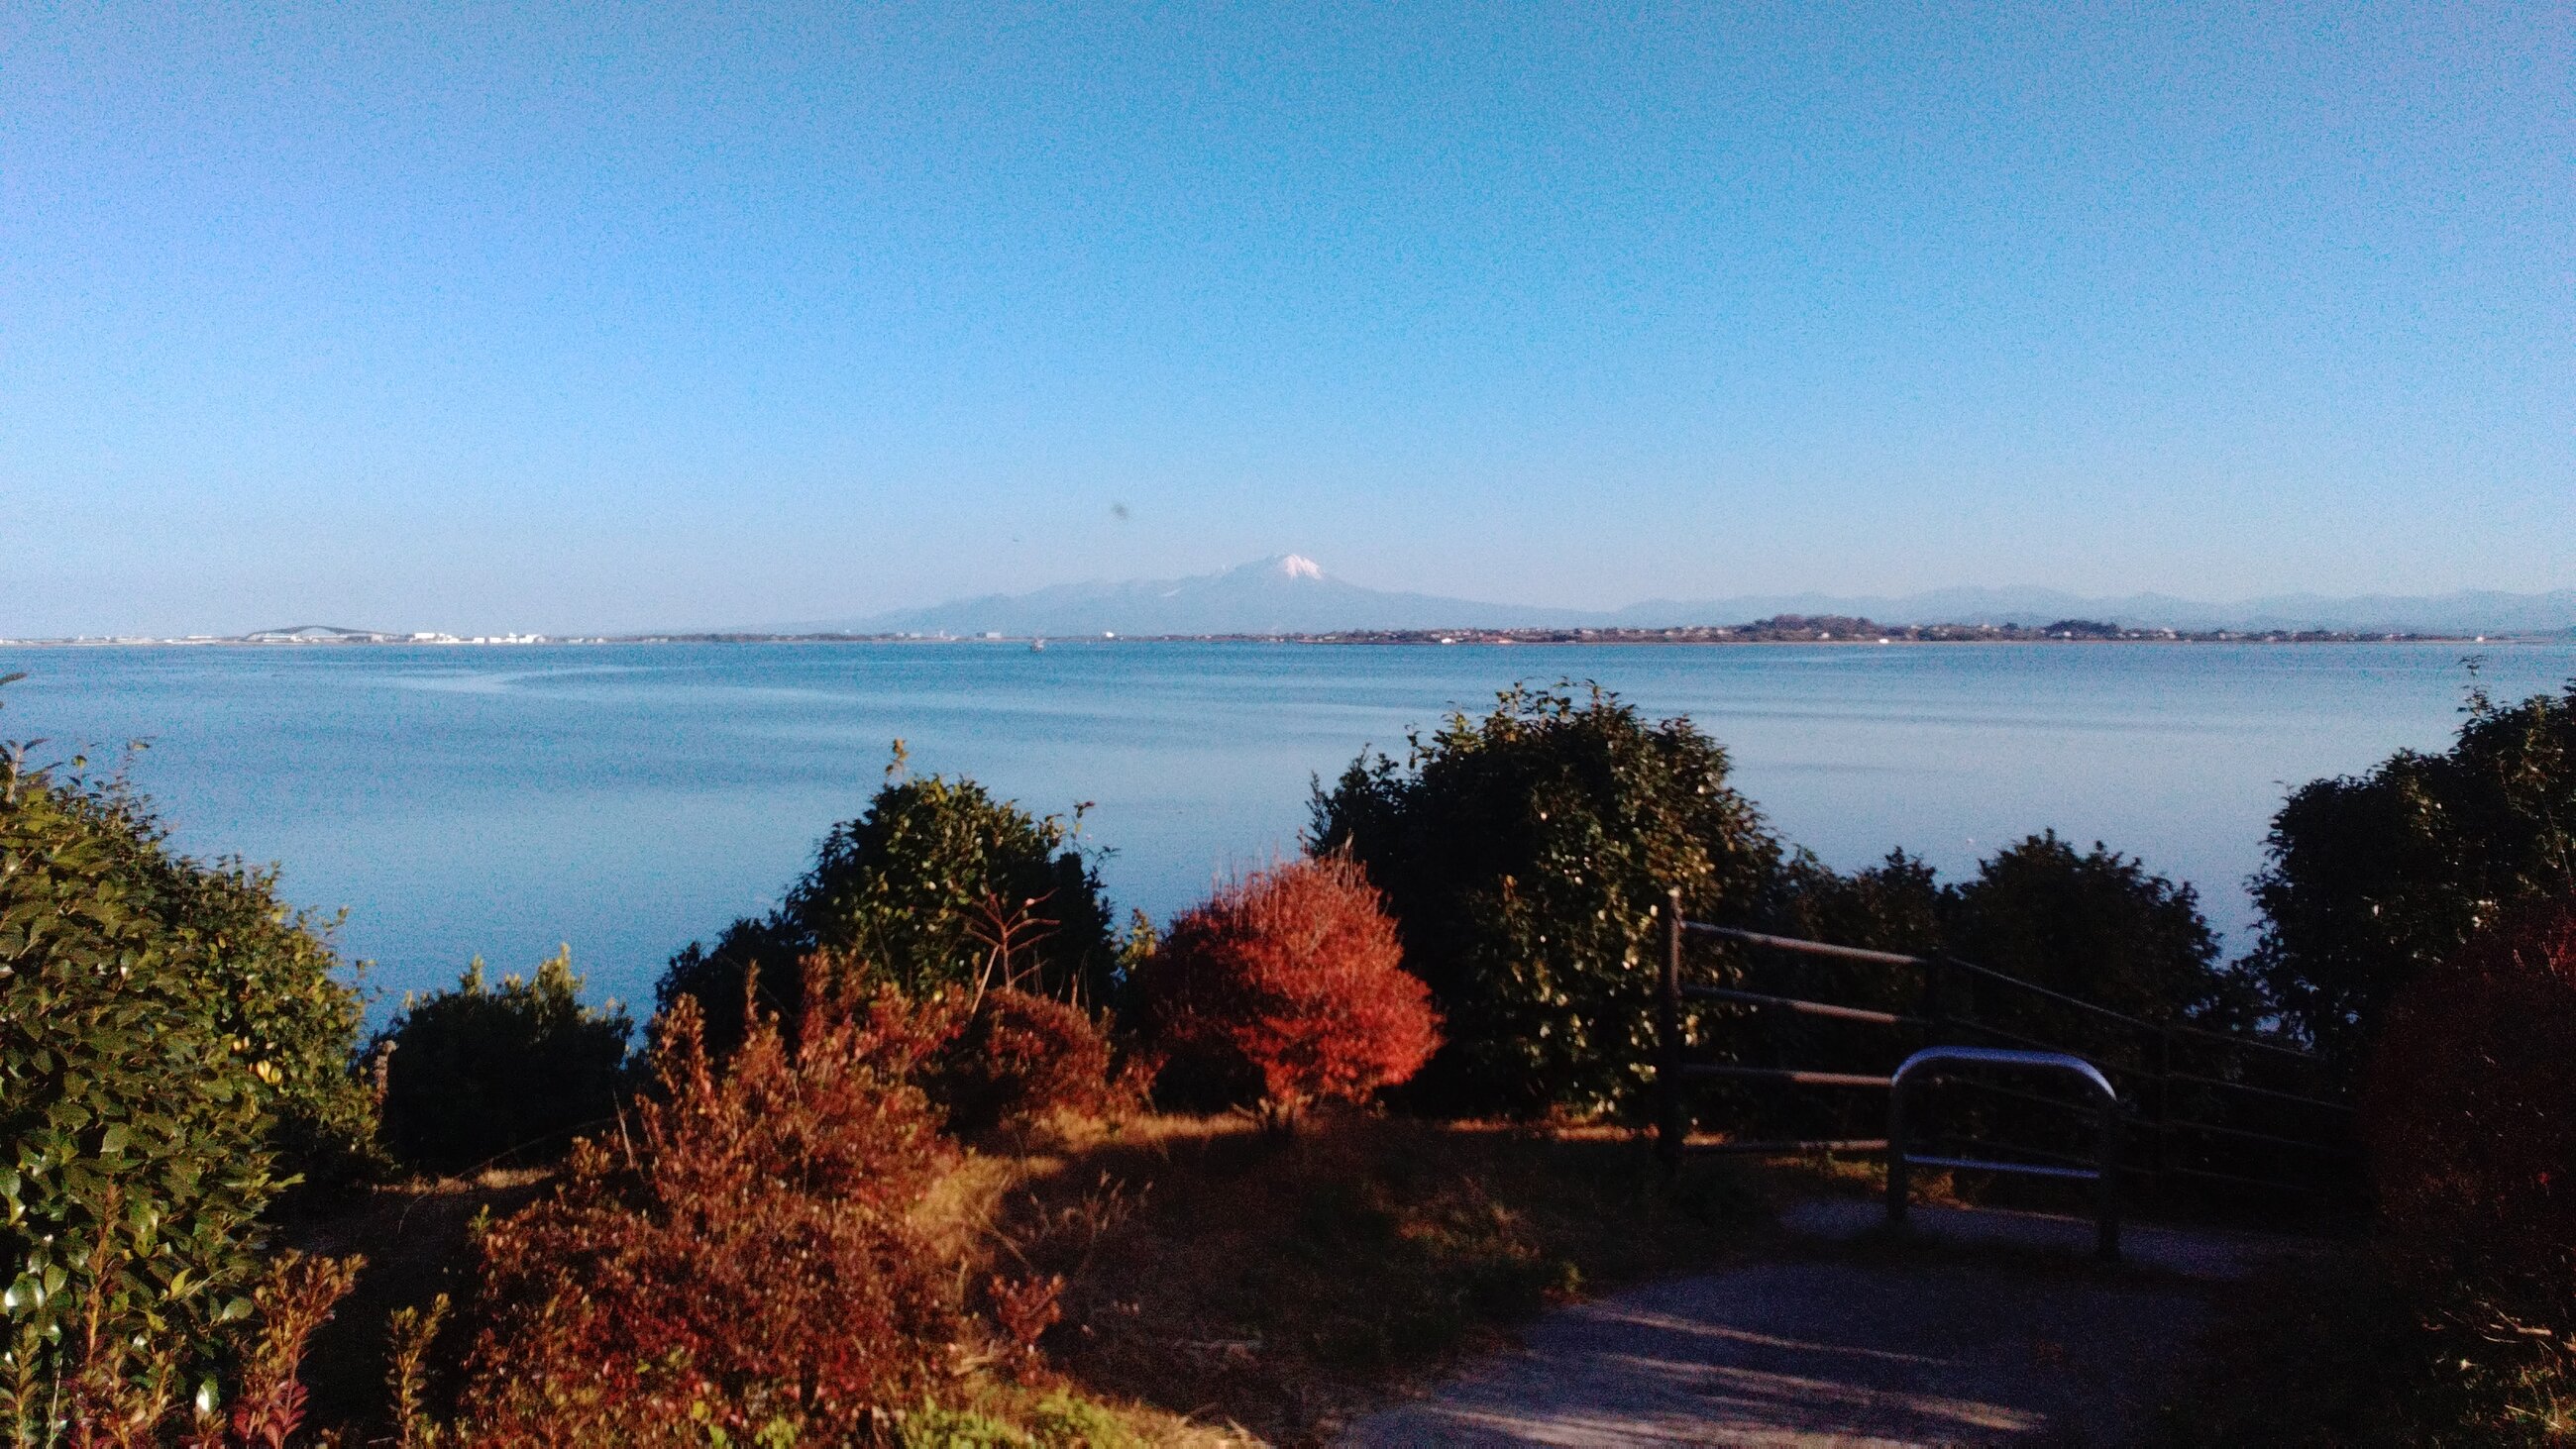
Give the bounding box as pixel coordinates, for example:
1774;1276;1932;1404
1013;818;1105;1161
1136;857;1442;1115
452;983;962;1444
986;1271;1066;1369
927;986;1120;1138
2362;897;2576;1334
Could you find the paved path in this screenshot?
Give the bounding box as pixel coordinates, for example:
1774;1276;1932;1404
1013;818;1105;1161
1340;1201;2304;1448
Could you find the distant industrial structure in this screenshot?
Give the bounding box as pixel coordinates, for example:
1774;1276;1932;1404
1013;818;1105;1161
0;625;594;647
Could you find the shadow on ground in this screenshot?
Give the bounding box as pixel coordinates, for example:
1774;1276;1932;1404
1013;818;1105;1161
1339;1200;2300;1448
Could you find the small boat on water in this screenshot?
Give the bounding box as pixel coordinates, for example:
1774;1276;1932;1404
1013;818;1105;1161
1029;638;1046;652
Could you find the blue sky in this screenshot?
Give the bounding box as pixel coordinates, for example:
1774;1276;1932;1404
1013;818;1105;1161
5;3;2568;636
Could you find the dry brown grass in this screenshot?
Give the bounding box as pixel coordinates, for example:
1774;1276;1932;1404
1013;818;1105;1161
946;1110;1766;1445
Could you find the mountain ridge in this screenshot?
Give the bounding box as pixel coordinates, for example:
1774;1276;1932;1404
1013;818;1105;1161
778;557;2576;638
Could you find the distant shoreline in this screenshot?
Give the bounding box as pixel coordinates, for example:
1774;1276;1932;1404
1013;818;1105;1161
3;623;2541;649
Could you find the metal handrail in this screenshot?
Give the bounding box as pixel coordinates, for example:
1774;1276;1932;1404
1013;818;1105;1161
1887;1046;2122;1261
1680;1064;1893;1088
1927;955;2153;1028
2164;1018;2329;1062
1684;922;1924;969
2162;1069;2355;1114
1691;923;2144;1026
1655;896;2356;1205
1683;983;1927;1028
1688;920;2331;1068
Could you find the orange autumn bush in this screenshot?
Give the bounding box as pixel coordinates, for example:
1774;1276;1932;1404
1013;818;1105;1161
2363;897;2576;1343
450;983;962;1444
1137;857;1441;1119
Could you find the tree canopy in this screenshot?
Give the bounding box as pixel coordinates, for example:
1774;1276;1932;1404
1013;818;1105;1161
1311;684;1778;1117
660;750;1117;1060
1947;830;2243;1028
2247;675;2576;1067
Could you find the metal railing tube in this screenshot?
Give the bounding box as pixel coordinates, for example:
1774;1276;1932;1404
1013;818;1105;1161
1886;1046;2123;1261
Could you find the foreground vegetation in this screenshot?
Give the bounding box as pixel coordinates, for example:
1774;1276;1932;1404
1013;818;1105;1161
6;673;2575;1442
278;1109;1759;1446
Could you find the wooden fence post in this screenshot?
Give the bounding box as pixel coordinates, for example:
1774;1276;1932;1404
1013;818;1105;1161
2152;1025;2173;1206
1658;886;1685;1174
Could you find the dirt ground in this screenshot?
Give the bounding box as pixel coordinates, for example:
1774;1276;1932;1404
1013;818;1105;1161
1338;1201;2305;1448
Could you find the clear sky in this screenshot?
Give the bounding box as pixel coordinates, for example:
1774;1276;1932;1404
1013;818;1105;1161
5;3;2569;636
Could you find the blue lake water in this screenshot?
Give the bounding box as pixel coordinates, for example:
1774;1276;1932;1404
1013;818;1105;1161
4;641;2570;1017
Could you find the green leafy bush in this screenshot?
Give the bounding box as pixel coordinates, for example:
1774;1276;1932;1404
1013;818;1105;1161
662;752;1117;1061
1311;684;1778;1117
101;848;378;1192
1;774;274;1428
371;947;633;1176
0;701;374;1427
2247;676;2576;1067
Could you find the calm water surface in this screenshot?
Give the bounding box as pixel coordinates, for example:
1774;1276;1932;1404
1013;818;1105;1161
5;641;2570;1014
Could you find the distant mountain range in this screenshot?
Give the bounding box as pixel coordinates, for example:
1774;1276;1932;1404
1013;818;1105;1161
805;556;1581;636
783;556;2576;638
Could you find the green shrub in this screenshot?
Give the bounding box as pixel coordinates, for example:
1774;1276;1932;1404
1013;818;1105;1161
371;947;633;1176
662;750;1117;1061
1310;683;1779;1117
4;769;378;1188
0;701;373;1428
2247;675;2576;1067
1;776;274;1427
